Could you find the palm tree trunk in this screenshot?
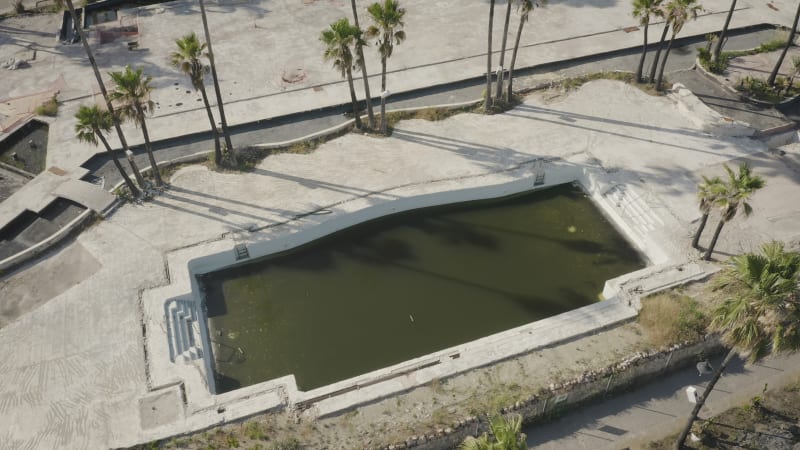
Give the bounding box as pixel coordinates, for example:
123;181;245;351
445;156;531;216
485;0;496;113
636;20;649;82
674;349;737;449
495;0;513;101
655;30;676;90
767;0;800;86
96;131;139;195
64;0;139;190
787;73;797;95
506;12;526;103
380;52;388;135
649;24;670;83
345;65;362;129
137;108;164;186
712;0;737;63
199;0;236;164
691;212;709;249
199;81;222;165
703;218;725;261
350;0;375;129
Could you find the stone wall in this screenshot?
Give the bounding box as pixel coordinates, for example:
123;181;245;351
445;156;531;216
381;337;723;450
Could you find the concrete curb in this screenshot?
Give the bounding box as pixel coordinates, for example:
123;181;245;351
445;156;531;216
0;207;94;272
0;160;36;179
695;53;800;114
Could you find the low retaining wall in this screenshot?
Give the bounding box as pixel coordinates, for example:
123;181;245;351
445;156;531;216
380;337;723;450
0;208;94;272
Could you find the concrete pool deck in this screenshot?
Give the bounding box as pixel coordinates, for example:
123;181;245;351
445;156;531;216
0;0;796;234
2;78;800;448
133;78;800;442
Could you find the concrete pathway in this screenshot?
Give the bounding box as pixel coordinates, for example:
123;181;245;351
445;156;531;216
86;27;791;187
524;351;800;449
1;0;796;267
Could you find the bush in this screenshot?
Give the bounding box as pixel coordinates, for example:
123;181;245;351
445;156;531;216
699;36;789;75
736;76;782;103
757;37;786;53
638;291;708;348
34;95;58;117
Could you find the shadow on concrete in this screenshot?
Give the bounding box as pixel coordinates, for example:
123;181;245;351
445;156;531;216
523;353;749;447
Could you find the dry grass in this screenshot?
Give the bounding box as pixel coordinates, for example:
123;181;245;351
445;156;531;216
559;71;664;96
638;291;708;348
385;105;476;130
34;95;58;117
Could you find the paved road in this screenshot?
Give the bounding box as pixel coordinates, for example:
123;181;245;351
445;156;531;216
86;26;790;187
524;351;800;449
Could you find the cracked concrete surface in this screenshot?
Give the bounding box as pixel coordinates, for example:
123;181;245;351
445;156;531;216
2;80;797;448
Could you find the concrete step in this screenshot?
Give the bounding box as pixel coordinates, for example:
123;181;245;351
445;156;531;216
602;184;664;238
166;299;204;364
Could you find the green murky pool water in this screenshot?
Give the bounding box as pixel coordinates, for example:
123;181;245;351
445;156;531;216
202;183;645;393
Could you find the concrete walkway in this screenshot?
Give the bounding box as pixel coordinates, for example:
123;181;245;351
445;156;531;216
1;19;795;266
87;26;792;188
0;0;795;224
525;351;800;449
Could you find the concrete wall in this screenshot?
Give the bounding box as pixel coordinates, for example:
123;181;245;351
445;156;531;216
381;337;723;450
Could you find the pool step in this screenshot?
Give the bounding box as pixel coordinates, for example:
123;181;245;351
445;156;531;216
602;184;664;238
165;299;204;364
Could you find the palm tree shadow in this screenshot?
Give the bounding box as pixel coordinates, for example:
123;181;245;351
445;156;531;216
250;167;402;201
391;128;539;171
523;354;749;447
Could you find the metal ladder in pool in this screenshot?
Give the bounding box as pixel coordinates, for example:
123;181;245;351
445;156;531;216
165;299;204;364
534;159;546;186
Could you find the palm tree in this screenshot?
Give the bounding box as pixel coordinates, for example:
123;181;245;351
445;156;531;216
703;163;764;261
75;105;141;196
711;0;737;63
350;0;376;129
691;175;725;249
654;0;701;90
785;57;800;95
506;0;542;103
460;414;527;450
321;18;364;130
675;241;800;448
171;32;222;165
647;9;669;82
632;0;662;82
59;0;141;189
495;0;514;101
198;0;235;163
109;65;164;186
486;0;497;113
767;1;800;87
366;0;406;135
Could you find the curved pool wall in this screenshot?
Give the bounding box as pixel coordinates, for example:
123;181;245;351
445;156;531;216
144;160;674;423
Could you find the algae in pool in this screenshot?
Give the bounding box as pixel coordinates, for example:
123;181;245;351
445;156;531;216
202;183;645;393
